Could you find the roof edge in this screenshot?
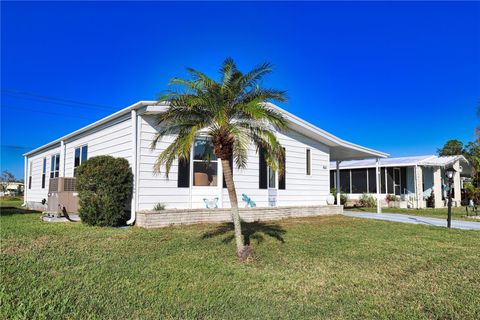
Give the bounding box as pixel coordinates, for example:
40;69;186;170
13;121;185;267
24;100;157;157
266;103;389;159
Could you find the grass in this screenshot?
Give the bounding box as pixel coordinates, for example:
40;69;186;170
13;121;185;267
348;206;479;221
1;201;480;319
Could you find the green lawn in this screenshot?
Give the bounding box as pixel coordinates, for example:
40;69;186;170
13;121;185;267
348;206;479;221
1;203;480;319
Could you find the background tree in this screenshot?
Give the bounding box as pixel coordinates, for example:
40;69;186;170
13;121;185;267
0;171;15;195
464;141;480;187
476;104;480;143
152;58;288;260
437;139;464;156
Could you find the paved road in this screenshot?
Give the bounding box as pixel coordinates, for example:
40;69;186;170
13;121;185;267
344;211;480;231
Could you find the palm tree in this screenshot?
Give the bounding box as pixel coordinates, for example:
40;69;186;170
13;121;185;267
476;104;480;143
151;58;288;259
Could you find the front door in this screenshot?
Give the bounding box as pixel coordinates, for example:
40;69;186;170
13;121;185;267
394;168;401;195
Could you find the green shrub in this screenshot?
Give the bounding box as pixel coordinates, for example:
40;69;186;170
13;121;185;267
76;156;133;227
330;188;348;205
359;194;376;208
153;203;166;211
465;183;480;204
385;194;398;203
425;191;435;208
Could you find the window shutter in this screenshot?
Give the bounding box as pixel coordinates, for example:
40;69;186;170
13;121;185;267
223;155;233;188
259;150;268;189
177;156;190;188
279;148;286;190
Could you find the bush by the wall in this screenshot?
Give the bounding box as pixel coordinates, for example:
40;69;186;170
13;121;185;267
359;194;376;208
330;188;348;205
76;156;133;227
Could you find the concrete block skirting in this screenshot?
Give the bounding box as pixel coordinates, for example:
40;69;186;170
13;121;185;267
136;205;343;229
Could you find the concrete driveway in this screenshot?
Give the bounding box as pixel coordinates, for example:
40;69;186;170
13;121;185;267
344;211;480;231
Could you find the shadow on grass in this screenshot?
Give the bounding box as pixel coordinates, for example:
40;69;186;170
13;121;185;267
0;206;41;216
202;221;286;245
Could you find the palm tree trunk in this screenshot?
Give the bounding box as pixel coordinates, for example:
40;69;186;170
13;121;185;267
221;158;244;255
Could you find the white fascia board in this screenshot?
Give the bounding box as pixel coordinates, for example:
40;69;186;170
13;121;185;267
330;163;420;170
24;100;157;157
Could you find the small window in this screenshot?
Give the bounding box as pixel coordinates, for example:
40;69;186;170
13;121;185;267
50;154;60;178
268;166;276;188
28;162;32;189
306;149;311;175
192;137;218;186
74;145;88;175
41;158;46;189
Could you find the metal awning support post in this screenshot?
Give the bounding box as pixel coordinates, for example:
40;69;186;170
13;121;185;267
376;157;381;214
336;160;341;206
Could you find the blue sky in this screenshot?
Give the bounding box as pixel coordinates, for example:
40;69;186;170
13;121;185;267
1;1;479;179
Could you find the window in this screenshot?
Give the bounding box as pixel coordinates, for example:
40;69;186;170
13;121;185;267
74;145;88;175
351;169;368;193
192;137;218;186
339;170;350;193
306;149;311;175
41;158;46;189
368;168;377;193
50;154;60;178
28;162;32;189
268;166;276;188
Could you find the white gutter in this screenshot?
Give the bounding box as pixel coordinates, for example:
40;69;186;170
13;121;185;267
127;109;139;225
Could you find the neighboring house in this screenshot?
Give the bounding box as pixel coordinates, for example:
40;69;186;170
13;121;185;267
0;182;24;196
23;101;387;220
330;155;471;208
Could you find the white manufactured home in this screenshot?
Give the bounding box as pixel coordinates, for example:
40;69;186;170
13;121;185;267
24;101;387;223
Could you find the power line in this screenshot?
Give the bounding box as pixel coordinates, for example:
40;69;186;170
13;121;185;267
1;89;118;111
1;105;99;120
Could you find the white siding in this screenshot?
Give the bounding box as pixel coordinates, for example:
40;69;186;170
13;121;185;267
25;115;132;208
25;144;61;204
138;115;331;211
64;115;132;176
137;115;190;210
222;130;330;208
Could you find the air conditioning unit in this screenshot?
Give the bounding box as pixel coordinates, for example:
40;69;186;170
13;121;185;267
47;177;79;214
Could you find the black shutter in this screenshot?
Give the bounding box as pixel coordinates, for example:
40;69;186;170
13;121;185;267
177;156;190;188
223;155;233;188
259;149;267;189
279;148;286;190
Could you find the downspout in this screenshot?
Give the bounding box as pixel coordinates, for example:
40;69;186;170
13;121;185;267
127;109;138;225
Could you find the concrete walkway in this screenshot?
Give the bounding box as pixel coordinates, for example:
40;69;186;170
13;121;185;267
344;211;480;231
